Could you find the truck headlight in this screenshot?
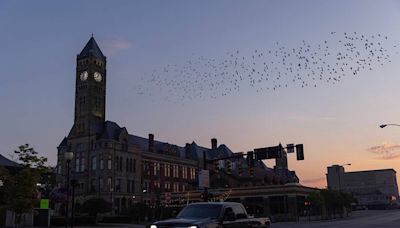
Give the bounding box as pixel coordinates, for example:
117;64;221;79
188;226;197;228
150;225;157;228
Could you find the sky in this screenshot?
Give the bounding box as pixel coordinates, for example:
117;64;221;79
2;0;400;188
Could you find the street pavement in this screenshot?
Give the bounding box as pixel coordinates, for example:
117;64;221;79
69;210;400;228
273;209;400;228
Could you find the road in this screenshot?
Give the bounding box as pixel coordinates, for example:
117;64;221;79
71;210;400;228
273;210;400;228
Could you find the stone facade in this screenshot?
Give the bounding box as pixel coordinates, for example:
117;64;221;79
56;37;300;214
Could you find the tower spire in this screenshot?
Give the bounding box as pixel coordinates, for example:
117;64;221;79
78;36;106;60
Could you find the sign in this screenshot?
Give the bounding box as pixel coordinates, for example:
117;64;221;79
286;144;295;153
40;199;49;209
198;170;210;188
254;146;282;160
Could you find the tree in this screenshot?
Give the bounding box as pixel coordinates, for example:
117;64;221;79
0;144;48;226
14;144;47;170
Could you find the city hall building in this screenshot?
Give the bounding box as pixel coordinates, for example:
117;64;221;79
56;37;313;216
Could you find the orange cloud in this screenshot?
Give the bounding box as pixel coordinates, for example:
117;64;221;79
103;38;133;55
367;142;400;160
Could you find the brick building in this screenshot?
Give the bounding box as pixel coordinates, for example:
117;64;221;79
56;37;300;214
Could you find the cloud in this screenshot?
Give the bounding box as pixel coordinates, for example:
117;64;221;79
103;38;133;56
367;142;400;160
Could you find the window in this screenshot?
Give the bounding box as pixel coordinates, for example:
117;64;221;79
99;178;103;191
119;157;123;172
115;156;119;170
189;168;196;180
75;156;80;172
107;177;112;191
143;162;148;175
173;165;179;178
127;180;131;193
129;158;133;172
165;164;171;177
182;167;187;179
100;159;104;170
126;180;135;192
154;162;160;176
126;158;129;172
91;179;96;192
173;183;179;192
115;179;121;192
133;159;136;172
232;205;247;219
164;182;171;191
91;156;97;170
107;155;112;170
80;158;85;172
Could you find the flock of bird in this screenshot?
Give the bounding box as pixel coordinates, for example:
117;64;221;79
135;32;397;104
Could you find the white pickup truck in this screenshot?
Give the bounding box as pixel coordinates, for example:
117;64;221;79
149;202;271;228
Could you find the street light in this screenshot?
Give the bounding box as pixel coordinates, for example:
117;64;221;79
70;179;78;228
64;151;73;228
380;124;400;128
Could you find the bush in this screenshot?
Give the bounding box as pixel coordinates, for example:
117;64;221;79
80;198;111;217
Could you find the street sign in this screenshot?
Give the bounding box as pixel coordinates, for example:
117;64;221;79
254;146;283;160
198;170;210;189
40;199;49;209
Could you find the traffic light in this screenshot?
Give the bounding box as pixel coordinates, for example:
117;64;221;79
249;166;254;178
237;160;243;176
214;160;219;173
254;146;282;160
226;160;232;174
296;144;304;160
247;151;254;167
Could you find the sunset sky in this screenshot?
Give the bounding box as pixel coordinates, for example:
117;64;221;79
2;0;400;188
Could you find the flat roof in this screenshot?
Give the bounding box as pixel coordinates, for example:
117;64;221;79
345;168;396;174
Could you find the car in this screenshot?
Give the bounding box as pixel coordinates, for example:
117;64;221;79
149;202;271;228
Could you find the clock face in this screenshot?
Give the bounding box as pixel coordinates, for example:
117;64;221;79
80;71;88;81
94;72;102;82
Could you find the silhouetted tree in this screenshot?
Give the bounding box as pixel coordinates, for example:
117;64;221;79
0;144;49;226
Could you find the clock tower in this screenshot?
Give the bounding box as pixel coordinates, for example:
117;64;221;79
72;36;106;137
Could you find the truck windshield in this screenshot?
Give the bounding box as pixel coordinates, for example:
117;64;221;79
177;204;222;219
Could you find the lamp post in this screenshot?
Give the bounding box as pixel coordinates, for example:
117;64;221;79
338;163;351;191
70;179;78;228
64;151;74;228
380;124;400;128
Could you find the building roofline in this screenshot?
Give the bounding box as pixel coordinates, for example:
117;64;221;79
345;168;396;174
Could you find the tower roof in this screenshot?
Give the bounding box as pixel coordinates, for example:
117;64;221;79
78;36;106;60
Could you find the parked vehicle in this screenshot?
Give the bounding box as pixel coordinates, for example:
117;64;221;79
149;202;271;228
